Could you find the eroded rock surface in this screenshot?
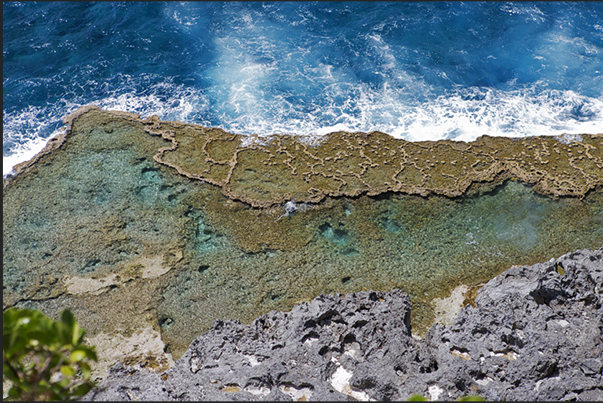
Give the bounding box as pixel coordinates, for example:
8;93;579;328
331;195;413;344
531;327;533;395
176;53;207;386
84;246;603;401
9;106;600;207
147;113;603;207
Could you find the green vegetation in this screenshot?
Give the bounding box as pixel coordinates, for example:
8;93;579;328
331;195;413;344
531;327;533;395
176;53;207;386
3;308;97;401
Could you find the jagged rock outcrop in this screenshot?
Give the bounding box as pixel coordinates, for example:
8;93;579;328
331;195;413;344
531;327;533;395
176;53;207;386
84;246;603;401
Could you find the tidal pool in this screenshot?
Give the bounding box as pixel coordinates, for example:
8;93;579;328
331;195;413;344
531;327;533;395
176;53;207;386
3;107;602;361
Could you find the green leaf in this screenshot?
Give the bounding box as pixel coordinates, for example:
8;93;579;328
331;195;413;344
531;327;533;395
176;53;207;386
56;376;70;388
48;354;63;371
71;382;93;397
60;309;86;346
457;396;485;401
70;350;87;362
2;307;97;401
16;317;32;327
80;363;92;379
28;329;55;347
407;394;429;401
74;345;98;362
60;365;76;377
8;387;20;399
54;321;73;347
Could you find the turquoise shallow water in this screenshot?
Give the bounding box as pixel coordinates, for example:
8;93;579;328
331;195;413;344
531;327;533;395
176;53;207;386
2;109;603;358
159;178;603;351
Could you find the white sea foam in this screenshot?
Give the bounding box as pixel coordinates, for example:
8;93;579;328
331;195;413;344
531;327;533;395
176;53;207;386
92;84;210;124
4;73;603;178
3;80;210;177
4;83;602;177
3;136;51;176
3;102;66;176
204;80;603;142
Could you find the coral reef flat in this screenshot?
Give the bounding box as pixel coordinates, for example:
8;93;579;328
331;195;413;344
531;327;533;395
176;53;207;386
147;108;603;207
3;106;603;383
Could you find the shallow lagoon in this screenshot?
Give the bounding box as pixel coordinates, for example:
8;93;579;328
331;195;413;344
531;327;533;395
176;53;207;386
3;108;602;360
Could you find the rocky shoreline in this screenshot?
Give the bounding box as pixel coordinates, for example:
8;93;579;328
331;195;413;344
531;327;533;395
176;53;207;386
6;106;602;367
3;107;602;398
7;106;601;206
84;246;602;401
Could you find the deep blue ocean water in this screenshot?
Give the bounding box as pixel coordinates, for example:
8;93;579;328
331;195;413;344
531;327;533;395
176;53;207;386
4;1;603;175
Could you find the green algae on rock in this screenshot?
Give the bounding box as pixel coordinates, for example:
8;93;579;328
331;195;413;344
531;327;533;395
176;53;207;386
3;106;603;379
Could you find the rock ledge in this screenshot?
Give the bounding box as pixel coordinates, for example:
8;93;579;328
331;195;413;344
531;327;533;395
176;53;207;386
84;246;602;401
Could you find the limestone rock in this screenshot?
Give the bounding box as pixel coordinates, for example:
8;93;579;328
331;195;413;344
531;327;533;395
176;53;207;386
83;246;603;401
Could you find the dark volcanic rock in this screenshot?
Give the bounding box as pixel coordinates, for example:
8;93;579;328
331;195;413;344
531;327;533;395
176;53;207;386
83;246;603;401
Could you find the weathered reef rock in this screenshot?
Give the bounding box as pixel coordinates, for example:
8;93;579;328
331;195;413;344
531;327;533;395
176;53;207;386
8;106;601;207
84;246;603;401
150;116;603;207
